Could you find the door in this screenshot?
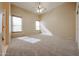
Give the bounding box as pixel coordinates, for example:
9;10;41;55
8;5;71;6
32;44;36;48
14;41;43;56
0;10;3;55
77;7;79;49
76;2;79;49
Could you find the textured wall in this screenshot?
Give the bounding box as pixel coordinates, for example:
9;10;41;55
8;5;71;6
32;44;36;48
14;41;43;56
41;3;76;40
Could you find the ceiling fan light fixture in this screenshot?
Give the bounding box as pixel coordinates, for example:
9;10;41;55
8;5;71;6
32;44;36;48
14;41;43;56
36;2;46;14
36;9;40;13
38;5;42;8
36;8;45;13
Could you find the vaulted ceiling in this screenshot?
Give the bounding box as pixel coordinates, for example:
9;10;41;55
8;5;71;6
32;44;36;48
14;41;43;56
12;2;64;14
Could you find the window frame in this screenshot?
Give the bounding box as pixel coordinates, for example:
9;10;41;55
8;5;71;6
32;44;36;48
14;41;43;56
35;21;40;30
12;15;23;33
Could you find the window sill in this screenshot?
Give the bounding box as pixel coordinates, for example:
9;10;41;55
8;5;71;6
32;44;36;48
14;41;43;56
12;31;22;33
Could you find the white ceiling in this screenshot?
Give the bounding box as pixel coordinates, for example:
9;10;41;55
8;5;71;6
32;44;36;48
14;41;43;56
12;2;64;14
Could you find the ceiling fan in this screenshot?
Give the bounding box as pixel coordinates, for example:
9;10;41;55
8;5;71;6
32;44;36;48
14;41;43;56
36;2;46;13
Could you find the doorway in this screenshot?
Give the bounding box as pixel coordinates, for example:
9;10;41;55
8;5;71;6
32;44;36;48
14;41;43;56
0;10;3;55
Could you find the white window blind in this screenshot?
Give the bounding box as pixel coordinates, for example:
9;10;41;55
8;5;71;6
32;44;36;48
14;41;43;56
12;16;22;32
35;21;40;30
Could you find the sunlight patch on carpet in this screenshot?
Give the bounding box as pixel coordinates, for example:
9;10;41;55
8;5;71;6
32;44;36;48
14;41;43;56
16;37;40;44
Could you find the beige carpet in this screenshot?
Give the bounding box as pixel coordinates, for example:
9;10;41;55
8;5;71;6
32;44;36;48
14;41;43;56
0;39;2;56
5;34;78;56
0;47;2;56
0;34;2;56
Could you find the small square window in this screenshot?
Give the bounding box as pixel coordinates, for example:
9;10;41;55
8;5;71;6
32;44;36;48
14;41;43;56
12;16;22;32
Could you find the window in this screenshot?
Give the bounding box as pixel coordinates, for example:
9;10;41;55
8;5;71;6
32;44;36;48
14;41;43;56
12;16;22;32
35;21;40;30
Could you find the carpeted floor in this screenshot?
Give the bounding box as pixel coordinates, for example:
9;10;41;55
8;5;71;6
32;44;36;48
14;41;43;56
5;34;78;56
0;34;2;56
0;39;2;56
0;47;2;56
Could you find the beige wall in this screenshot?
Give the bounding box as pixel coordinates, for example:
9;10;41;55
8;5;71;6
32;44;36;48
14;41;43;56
11;4;40;38
41;3;76;40
0;3;2;9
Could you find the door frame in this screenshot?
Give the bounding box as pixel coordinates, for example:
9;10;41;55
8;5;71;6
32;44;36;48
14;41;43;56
76;2;79;49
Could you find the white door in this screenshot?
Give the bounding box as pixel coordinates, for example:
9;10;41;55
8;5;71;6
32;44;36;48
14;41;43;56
78;9;79;49
0;10;2;46
0;10;3;55
77;3;79;49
